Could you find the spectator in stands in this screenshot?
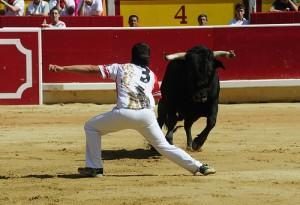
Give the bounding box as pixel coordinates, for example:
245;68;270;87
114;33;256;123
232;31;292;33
270;0;298;11
77;0;103;16
197;13;208;26
49;0;75;16
128;14;139;27
74;0;80;15
41;7;66;28
229;3;249;25
0;0;24;16
26;0;50;16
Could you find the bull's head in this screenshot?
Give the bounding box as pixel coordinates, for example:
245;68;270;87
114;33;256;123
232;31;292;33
185;45;224;103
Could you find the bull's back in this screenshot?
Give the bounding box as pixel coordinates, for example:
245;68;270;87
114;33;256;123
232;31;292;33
160;60;186;96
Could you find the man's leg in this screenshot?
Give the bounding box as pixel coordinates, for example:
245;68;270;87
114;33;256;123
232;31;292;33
83;108;127;169
130;109;207;174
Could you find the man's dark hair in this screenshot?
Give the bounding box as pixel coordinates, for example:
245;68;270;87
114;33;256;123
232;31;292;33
198;14;208;22
235;3;245;11
50;7;60;15
131;43;150;67
129;15;139;21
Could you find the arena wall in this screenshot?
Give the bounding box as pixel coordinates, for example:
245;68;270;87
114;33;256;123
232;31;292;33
41;25;300;104
1;25;300;104
0;28;42;105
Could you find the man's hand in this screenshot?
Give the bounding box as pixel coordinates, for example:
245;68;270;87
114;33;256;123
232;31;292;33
49;64;64;72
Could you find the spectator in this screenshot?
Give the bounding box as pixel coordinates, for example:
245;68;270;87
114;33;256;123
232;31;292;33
26;0;49;16
270;0;298;12
42;7;66;28
128;14;139;27
197;13;208;26
77;0;103;16
229;3;249;25
49;0;75;16
74;0;80;15
0;0;24;16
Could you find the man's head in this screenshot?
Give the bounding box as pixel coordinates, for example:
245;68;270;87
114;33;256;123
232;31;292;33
235;3;246;20
198;14;208;26
128;15;139;27
50;7;60;23
131;43;150;67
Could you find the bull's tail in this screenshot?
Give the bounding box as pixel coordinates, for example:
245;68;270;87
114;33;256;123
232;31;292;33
173;125;183;133
157;99;167;128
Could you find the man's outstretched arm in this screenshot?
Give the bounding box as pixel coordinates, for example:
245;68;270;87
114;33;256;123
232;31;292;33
49;64;99;74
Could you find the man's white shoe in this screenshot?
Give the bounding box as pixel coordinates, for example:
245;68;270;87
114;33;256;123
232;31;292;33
196;164;216;176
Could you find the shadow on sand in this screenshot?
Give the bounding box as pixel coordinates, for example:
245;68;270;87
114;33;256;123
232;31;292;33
2;149;161;179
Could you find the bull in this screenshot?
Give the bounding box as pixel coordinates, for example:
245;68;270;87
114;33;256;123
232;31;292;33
157;45;235;151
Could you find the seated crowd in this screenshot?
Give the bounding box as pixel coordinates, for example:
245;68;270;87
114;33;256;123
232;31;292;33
1;0;300;27
0;0;104;16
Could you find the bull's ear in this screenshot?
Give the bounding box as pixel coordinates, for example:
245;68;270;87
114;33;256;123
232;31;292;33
214;59;225;69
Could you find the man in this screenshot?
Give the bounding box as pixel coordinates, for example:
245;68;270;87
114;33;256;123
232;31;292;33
270;0;298;12
41;7;66;28
77;0;103;16
198;13;208;26
128;14;139;27
229;3;249;25
49;43;216;177
0;0;24;16
26;0;49;16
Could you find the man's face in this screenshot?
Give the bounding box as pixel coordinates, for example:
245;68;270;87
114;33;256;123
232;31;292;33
236;8;245;19
198;17;207;26
129;17;138;27
50;9;60;23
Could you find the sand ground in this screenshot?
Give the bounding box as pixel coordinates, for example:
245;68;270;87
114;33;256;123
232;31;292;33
0;103;299;205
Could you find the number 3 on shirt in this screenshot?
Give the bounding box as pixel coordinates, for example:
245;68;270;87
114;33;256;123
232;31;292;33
140;67;150;83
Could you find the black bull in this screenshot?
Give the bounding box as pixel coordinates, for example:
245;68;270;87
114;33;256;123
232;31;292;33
157;45;225;151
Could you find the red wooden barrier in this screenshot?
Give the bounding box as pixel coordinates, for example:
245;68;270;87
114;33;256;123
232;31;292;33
0;16;123;28
2;25;300;105
0;28;41;105
42;26;300;83
250;11;300;24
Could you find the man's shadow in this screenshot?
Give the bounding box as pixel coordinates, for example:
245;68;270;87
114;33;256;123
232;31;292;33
7;148;160;179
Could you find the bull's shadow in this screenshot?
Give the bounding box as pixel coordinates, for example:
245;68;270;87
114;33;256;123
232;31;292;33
102;148;160;160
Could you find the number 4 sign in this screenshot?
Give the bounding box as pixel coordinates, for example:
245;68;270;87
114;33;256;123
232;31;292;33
174;5;187;24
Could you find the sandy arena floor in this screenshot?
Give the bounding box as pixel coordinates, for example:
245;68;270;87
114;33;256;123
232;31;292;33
0;103;299;205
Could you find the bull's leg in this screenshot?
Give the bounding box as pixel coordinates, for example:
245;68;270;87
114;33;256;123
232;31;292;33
192;104;218;151
192;125;212;151
184;120;194;150
165;113;177;145
165;130;174;145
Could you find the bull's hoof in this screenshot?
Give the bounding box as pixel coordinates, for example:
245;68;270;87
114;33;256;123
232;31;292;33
192;141;203;152
186;146;193;152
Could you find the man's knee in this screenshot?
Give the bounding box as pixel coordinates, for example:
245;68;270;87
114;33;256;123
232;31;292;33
84;121;95;132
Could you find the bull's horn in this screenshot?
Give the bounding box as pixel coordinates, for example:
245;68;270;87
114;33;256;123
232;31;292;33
165;52;186;61
213;50;236;58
